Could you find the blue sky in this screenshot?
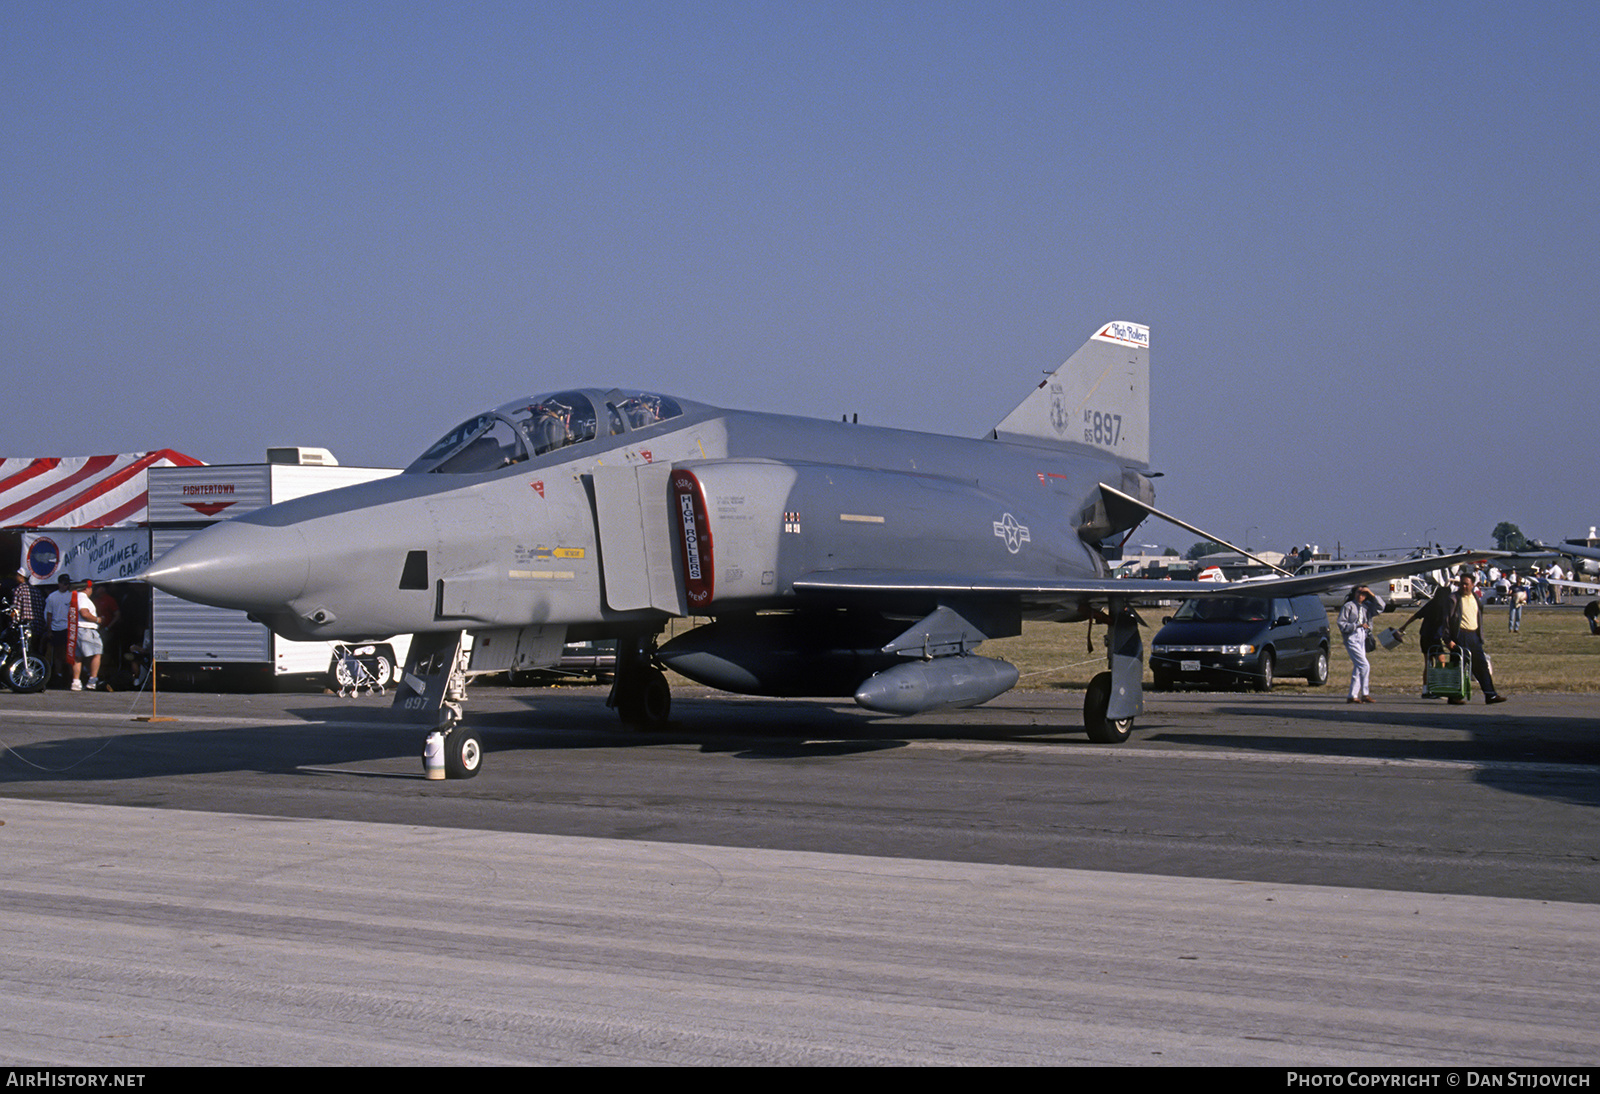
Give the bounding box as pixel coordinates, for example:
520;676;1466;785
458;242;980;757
4;2;1595;554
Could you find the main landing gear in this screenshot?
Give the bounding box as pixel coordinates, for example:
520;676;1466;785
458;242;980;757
1083;603;1143;744
1083;671;1133;744
608;633;671;729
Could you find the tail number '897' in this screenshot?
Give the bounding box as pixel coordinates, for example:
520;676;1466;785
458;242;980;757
1083;410;1122;447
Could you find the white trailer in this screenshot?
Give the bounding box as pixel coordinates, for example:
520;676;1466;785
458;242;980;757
147;457;409;689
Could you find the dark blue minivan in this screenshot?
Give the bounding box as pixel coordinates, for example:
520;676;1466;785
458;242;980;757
1149;594;1331;691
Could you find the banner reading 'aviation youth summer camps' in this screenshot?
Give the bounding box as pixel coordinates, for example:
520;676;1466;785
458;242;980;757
22;529;152;586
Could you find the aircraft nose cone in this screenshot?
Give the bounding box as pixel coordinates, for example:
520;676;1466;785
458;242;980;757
144;520;312;612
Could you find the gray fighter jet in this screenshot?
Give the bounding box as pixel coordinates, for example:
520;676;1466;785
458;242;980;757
146;321;1485;777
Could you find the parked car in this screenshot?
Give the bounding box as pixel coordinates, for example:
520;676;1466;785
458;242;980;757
1150;594;1330;691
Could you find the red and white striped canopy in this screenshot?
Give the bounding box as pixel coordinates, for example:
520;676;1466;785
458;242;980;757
0;452;205;530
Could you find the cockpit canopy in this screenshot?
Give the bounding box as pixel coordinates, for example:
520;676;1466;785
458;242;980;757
407;389;686;474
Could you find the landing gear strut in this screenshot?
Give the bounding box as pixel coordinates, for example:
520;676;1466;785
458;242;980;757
609;633;671;728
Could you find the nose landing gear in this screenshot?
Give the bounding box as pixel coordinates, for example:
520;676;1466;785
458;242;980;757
399;630;480;779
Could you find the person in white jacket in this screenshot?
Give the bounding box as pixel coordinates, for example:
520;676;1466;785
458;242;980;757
1338;585;1385;703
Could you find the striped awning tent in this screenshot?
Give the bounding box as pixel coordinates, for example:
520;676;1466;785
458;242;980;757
0;452;205;530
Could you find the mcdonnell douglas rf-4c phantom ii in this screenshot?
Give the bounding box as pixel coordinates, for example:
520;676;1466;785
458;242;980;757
146;322;1484;777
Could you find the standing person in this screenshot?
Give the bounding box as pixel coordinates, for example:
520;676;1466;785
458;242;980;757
74;580;103;690
1507;571;1525;633
1435;571;1507;705
3;570;33;627
43;574;75;687
1338;584;1385;704
1396;582;1453;696
92;581;123;672
3;570;37;664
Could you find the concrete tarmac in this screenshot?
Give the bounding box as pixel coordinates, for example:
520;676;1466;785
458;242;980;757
2;685;1598;1065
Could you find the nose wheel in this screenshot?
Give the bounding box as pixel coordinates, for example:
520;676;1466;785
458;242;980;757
442;724;483;779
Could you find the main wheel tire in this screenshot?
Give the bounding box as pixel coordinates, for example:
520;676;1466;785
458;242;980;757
443;726;483;779
1253;650;1275;692
617;667;671;728
370;655;392;690
1084;671;1133;744
1306;646;1329;686
5;653;48;694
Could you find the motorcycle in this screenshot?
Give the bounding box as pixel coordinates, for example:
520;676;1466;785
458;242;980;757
3;604;48;693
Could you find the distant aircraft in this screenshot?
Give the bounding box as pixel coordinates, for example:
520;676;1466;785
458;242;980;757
1530;540;1600;566
145;321;1486;776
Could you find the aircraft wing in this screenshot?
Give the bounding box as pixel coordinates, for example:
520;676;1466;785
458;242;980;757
1549;578;1600;594
793;551;1496;605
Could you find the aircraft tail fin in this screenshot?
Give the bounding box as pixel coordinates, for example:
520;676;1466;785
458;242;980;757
991;321;1149;468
